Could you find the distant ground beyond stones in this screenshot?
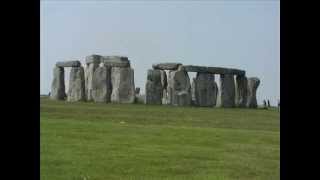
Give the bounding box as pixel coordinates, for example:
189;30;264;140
40;96;280;180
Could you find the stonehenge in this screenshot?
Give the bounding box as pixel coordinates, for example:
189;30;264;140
50;56;135;104
145;64;260;108
50;57;261;108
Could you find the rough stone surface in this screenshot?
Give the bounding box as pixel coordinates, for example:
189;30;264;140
111;67;135;103
235;75;248;107
85;61;100;101
102;56;130;67
167;70;191;106
160;70;168;104
191;78;196;105
193;73;217;107
85;54;102;64
183;65;245;76
145;69;163;104
160;70;167;89
152;63;182;70
91;66;111;103
219;74;235;108
50;66;66;100
246;77;260;108
67;67;85;102
56;61;81;67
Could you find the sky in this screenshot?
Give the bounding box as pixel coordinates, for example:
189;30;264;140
41;0;280;105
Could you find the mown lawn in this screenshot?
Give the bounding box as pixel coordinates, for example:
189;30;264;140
40;97;279;180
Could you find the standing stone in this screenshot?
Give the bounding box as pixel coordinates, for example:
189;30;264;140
67;66;85;102
193;73;217;107
191;78;196;105
111;67;135;103
85;55;101;101
168;69;191;106
166;70;173;105
145;69;163;104
235;75;248;107
219;74;235;108
50;66;66;100
91;66;111;103
160;70;168;104
246;77;260;108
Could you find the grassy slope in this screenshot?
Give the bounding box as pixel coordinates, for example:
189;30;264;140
40;97;279;180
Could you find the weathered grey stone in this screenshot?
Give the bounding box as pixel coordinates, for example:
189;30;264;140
160;70;167;89
91;66;111;103
102;56;130;67
235;75;248;107
50;66;66;100
219;74;235;108
193;73;217;107
56;61;81;67
111;67;135;103
162;89;169;105
145;69;163;104
85;61;101;101
183;65;208;73
160;70;168;104
246;77;260;108
85;54;102;64
191;78;196;105
152;63;182;70
167;70;191;106
67;67;85;102
166;70;174;105
183;65;245;76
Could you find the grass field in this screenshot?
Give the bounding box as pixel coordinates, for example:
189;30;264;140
40;97;280;180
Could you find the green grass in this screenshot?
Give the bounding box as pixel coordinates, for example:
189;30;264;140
40;97;279;180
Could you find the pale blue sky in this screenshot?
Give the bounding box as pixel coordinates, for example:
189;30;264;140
41;0;280;105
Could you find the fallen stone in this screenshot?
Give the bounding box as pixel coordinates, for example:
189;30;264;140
56;60;81;67
102;56;130;67
67;66;85;102
235;75;248;107
145;69;163;104
152;63;182;70
246;77;260;108
219;74;235;107
111;67;135;103
50;66;66;100
91;66;112;103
